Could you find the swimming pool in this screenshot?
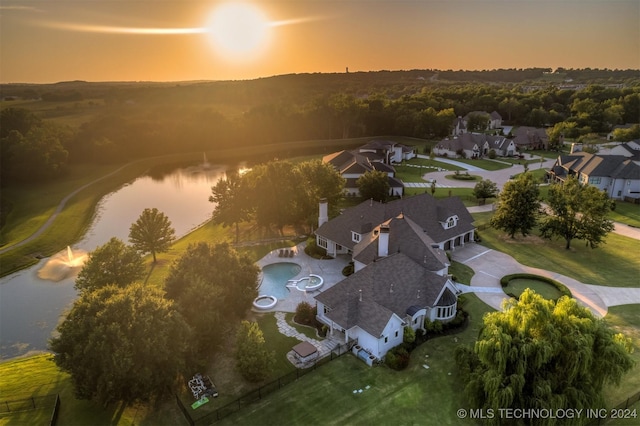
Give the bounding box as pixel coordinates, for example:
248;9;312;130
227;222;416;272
259;262;302;300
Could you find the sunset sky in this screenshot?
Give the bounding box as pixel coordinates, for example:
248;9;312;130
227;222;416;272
1;0;638;83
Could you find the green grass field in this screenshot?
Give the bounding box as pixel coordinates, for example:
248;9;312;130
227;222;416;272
610;202;640;228
216;293;493;426
474;212;640;288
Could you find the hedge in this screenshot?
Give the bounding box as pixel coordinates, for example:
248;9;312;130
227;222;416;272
499;273;572;298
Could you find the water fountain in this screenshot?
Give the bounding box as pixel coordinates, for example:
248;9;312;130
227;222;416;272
37;246;88;282
202;152;211;170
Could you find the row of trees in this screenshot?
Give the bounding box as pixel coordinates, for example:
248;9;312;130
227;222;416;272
490;174;614;249
3;81;638;187
51;208;264;404
210;159;345;238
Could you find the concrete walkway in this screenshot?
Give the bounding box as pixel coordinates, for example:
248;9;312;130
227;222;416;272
451;243;640;318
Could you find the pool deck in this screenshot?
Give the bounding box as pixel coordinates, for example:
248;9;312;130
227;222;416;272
255;242;350;313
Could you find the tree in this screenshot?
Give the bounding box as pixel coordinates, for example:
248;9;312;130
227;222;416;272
243;161;299;236
466;113;490;132
456;290;633;422
430;179;437;196
235;320;275;382
472;179;498;205
490;173;540;238
50;283;191;405
75;237;145;293
164;242;259;359
539;177;614;249
210;170;250;243
357;170;390;202
294;159;345;229
129;208;176;262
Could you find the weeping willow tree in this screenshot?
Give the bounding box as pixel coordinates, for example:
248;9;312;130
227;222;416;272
456;290;634;425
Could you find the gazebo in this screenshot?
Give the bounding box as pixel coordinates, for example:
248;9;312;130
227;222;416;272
291;341;319;364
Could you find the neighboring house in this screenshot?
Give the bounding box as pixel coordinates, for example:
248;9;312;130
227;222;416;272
314;192;473;361
433;133;515;158
548;151;640;200
357;139;416;163
451;116;467;137
323;145;405;197
451;111;502;136
606;141;640;161
512;126;548;150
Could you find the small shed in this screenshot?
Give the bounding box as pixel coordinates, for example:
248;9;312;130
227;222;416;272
292;341;319;363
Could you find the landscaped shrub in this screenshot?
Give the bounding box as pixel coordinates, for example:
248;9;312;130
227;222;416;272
403;326;416;344
342;262;354;276
304;236;328;259
385;346;410;370
499;273;571;298
294;302;316;326
293;302;326;337
424;319;444;334
488;149;497;159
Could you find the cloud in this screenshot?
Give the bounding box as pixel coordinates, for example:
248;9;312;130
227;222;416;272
39;22;208;35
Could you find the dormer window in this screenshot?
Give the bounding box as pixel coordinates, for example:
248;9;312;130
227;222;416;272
352;231;361;243
442;215;459;229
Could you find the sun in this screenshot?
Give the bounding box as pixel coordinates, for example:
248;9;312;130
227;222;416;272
206;3;270;58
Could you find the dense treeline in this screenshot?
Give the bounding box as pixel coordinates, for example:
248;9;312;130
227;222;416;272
1;69;639;190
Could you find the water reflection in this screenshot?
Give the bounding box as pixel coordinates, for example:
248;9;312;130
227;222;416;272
0;163;233;359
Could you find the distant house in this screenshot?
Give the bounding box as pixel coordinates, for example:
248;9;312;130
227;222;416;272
357;139;416;163
433;133;515;158
323;139;414;197
512;126;548;150
548;151;640;200
314;192;473;361
452;111;502;136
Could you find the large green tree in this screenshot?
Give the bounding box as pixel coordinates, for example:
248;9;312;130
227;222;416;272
357;170;390;202
294;159;345;229
164;242;259;360
210;170;250;243
129;208;176;262
50;283;191;405
243;161;299;236
456;290;634;423
472;179;498;204
235;320;275;382
490;173;540;238
75;237;145;293
539;177;614;250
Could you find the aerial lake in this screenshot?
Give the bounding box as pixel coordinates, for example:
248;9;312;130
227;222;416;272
0;163;231;359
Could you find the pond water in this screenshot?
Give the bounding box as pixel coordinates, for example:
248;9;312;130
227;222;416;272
0;163;231;359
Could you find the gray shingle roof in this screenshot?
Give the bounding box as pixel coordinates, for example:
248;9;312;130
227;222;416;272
316;193;475;249
315;253;451;336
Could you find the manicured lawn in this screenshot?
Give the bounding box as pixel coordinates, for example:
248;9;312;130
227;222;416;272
503;278;563;301
510;167;549;183
404;187;496;208
0;355;184;426
446;158;512;171
610;201;640;228
603;304;640;408
217;293;494;426
449;260;474;285
473;212;640;288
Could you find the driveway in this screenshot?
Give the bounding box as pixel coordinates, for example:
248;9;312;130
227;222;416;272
415;154;554;190
451;243;640;318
